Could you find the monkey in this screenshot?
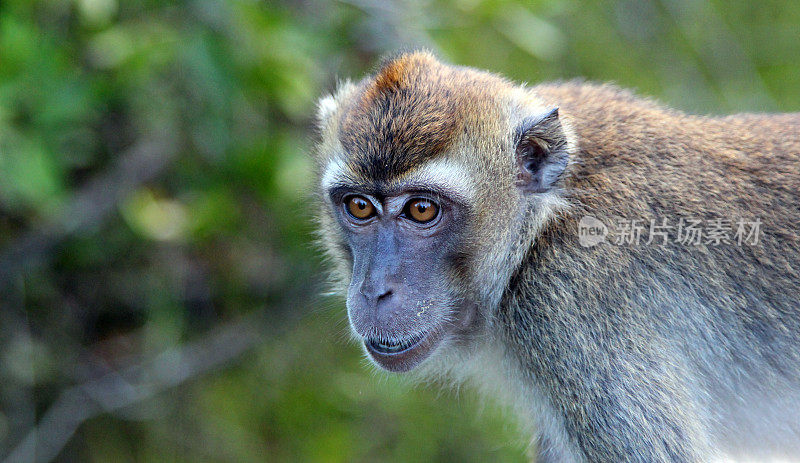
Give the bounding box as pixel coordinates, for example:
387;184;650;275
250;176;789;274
312;51;800;462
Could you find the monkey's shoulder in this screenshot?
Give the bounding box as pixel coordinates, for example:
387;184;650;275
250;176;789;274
532;80;800;128
531;81;672;116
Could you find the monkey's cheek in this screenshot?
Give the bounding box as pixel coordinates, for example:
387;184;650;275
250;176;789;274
363;328;445;373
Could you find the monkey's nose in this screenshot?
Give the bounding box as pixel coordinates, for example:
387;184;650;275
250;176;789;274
358;285;394;303
358;281;394;303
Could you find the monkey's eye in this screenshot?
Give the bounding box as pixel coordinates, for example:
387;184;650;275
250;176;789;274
345;195;376;220
404;198;439;223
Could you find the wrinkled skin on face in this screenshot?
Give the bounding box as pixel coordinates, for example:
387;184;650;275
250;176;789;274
328;186;477;371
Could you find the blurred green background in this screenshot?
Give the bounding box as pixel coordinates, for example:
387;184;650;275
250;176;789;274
0;0;797;461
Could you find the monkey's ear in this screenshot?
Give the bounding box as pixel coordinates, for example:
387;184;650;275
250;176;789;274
316;94;338;128
515;107;569;193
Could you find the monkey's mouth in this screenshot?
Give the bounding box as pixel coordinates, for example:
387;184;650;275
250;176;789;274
366;333;425;355
363;329;442;372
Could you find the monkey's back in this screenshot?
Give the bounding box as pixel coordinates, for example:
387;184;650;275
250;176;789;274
506;83;800;457
533;83;800;371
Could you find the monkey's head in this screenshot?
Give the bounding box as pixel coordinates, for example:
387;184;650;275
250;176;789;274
314;52;574;372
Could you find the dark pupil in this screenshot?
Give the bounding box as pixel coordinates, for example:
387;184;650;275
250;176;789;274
355;199;367;210
416;203;428;213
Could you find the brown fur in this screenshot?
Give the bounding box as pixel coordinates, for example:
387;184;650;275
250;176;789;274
337;51;512;182
315;52;800;462
503;83;800;461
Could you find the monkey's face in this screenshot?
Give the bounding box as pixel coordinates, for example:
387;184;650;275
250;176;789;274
327;186;475;372
315;52;572;373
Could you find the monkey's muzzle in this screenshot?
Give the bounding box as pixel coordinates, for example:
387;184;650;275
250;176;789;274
366;332;425;354
363;329;441;372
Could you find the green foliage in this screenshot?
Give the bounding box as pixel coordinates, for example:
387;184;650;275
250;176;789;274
0;0;797;461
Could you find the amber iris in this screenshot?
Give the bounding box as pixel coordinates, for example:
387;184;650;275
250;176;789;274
406;198;438;223
346;196;375;219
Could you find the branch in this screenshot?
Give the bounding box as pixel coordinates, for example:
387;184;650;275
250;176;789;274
2;315;260;463
0;134;178;293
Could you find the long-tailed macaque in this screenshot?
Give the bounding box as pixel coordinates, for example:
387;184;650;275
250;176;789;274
314;51;800;462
